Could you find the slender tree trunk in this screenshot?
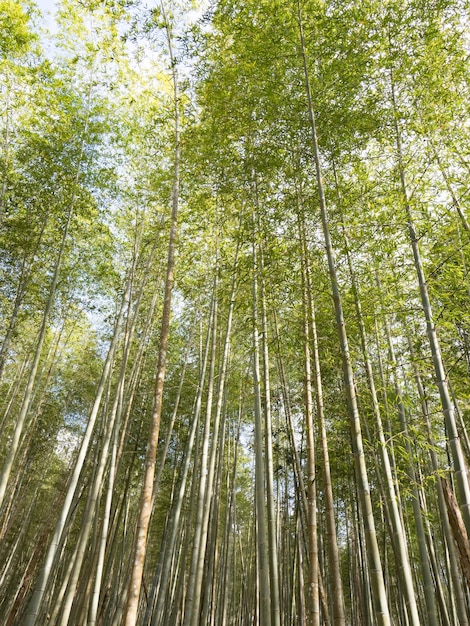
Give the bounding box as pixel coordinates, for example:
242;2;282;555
57;313;136;626
148;301;214;626
299;210;345;626
258;242;282;626
296;511;307;626
123;7;180;623
273;307;308;527
219;399;243;626
252;235;271;626
23;280;130;626
0;214;48;384
339;218;420;626
296;4;391;623
0;78;11;224
0;355;30;440
0;81;93;512
203;398;227;626
374;283;440;625
0;204;73;512
298;232;319;626
89;296;167;626
188;246;239;626
390;68;470;537
408;337;470;626
184;284;218;626
57;232;148;625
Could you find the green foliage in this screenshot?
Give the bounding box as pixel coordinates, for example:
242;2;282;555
1;0;470;623
0;0;35;58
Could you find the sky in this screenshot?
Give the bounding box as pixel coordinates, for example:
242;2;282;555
34;0;57;28
31;0;207;38
35;0;56;14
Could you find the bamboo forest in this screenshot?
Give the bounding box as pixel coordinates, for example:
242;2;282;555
2;0;470;624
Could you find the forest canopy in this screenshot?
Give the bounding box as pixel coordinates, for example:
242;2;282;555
1;0;470;625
